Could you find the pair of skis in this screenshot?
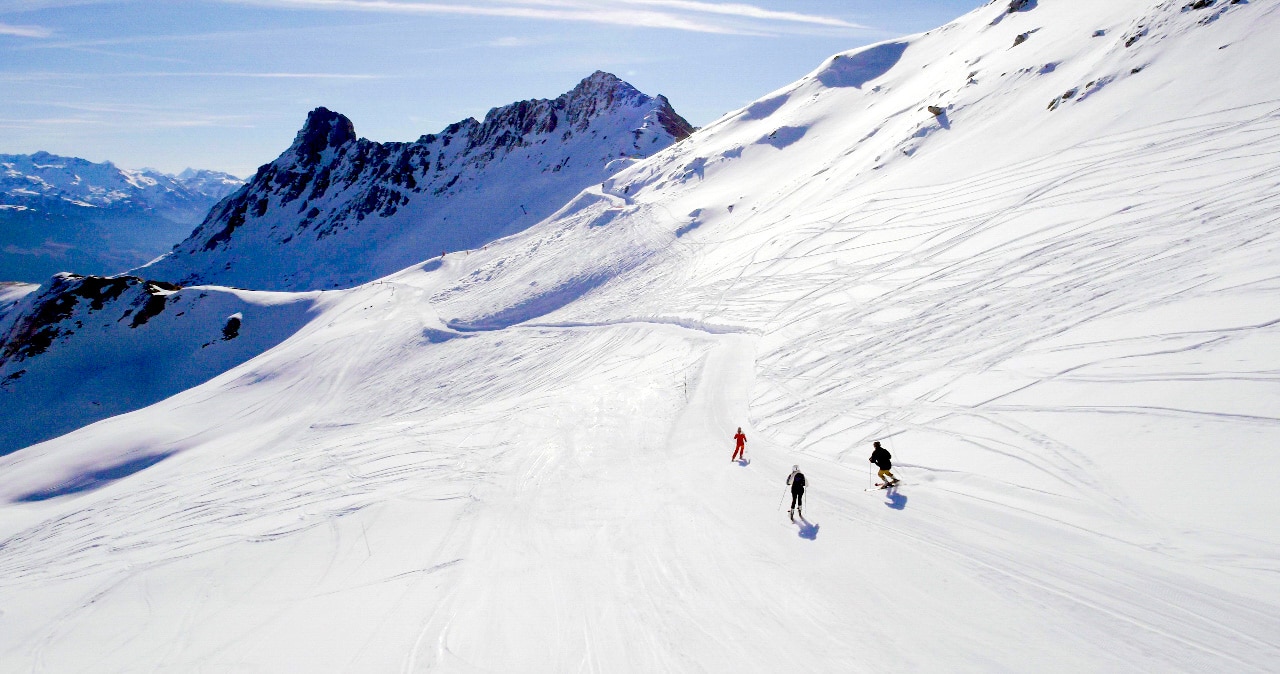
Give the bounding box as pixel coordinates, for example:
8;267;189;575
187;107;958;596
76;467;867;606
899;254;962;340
864;481;901;492
789;508;803;521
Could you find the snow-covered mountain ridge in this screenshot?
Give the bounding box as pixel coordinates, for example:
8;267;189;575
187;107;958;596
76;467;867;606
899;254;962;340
2;0;1279;671
0;152;243;282
1;151;241;209
139;71;693;291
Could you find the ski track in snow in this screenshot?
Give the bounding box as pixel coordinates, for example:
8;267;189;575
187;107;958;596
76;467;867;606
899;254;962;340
5;1;1280;671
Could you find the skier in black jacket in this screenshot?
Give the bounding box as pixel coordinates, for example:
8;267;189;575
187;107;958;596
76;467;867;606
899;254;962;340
869;441;898;486
786;465;807;519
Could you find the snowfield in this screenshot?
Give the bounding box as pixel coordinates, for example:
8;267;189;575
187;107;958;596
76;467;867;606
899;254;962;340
2;0;1280;671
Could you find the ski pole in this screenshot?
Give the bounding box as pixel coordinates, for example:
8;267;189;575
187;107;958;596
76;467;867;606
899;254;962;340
777;486;789;511
888;435;903;481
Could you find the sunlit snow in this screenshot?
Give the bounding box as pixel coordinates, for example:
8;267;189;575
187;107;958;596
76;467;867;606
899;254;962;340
1;0;1278;671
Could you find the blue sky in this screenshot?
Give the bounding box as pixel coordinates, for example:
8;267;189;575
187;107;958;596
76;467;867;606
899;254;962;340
1;1;981;177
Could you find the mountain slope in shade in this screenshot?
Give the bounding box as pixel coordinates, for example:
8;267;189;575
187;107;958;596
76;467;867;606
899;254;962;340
2;1;1280;672
138;71;694;291
0;153;243;282
0;273;319;455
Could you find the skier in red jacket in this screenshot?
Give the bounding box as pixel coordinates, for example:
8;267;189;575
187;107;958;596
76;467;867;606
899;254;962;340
732;427;747;461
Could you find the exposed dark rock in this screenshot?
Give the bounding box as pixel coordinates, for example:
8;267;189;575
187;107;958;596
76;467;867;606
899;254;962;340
1008;0;1036;12
927;105;944;116
0;274;183;365
130;293;168;328
0;274;105;363
77;276;132;311
222;315;241;340
291;107;358;166
654;95;695;140
1;369;24;388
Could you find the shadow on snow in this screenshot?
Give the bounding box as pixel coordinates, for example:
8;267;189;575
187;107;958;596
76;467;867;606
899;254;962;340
16;452;174;502
884;487;907;510
795;517;820;540
816;42;909;89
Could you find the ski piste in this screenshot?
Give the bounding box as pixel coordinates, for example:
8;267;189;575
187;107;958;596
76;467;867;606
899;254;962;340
6;0;1280;669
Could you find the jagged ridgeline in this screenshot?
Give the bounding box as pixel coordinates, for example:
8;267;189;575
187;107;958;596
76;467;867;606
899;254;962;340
138;72;693;291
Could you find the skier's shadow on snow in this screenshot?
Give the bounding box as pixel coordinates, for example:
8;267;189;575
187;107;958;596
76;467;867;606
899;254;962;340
736;458;751;467
884;487;907;511
794;518;819;540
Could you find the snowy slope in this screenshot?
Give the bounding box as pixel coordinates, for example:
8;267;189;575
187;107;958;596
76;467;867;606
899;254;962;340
0;282;37;329
138;72;694;291
2;0;1280;672
0;153;244;282
0;273;320;455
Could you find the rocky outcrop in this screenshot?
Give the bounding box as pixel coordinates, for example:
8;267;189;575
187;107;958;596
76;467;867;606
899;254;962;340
0;271;318;455
0;274;180;367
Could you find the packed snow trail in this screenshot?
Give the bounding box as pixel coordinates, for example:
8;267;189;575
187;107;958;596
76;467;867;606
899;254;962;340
396;325;1280;672
1;275;1278;672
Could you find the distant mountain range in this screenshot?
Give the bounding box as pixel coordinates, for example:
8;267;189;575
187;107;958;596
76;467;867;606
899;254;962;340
0;152;243;282
138;70;693;291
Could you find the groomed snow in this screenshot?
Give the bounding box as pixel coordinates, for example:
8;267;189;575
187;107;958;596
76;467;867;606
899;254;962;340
2;0;1279;671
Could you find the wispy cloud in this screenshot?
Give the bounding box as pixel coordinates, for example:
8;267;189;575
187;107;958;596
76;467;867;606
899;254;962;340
0;0;110;10
223;0;868;36
169;71;389;79
487;35;542;47
622;1;863;29
0;22;53;38
15;22;403;51
0;71;388;81
0;110;257;131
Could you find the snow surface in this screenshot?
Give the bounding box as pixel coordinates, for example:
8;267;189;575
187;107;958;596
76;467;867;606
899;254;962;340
0;283;37;329
2;0;1280;671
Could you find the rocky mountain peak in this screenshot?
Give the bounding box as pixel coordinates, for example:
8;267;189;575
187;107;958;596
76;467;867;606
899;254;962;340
289;107;358;165
570;71;694;139
566;70;638;103
140;73;695;290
